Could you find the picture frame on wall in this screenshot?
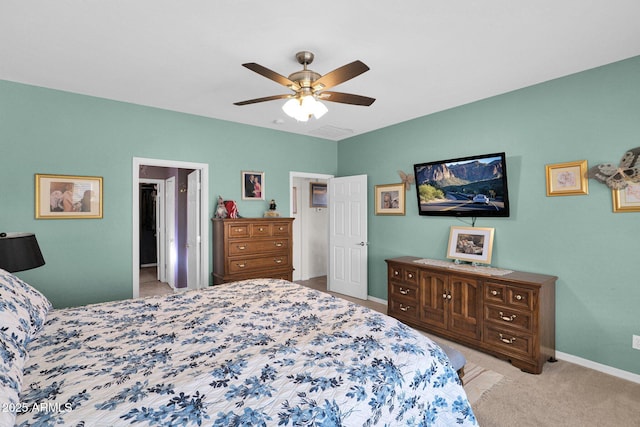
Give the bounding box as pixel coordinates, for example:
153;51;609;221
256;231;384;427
35;173;103;219
374;183;405;215
310;182;327;208
545;160;589;196
612;182;640;213
446;226;495;265
241;171;265;200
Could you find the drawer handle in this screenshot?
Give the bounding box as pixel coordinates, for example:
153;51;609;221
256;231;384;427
394;270;400;276
515;294;523;301
399;304;411;312
407;273;413;279
237;263;246;268
442;293;452;300
278;226;284;231
399;287;410;295
258;227;265;232
274;242;283;247
499;311;517;322
274;258;283;264
235;228;243;232
491;290;500;296
499;333;516;344
237;245;246;250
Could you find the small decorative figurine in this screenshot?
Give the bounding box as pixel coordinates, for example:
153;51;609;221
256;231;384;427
264;199;280;217
215;196;228;219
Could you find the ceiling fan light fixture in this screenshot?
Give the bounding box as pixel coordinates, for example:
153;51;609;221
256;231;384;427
282;95;328;121
313;100;328;119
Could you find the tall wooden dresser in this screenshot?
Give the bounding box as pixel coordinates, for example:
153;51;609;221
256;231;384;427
212;217;294;284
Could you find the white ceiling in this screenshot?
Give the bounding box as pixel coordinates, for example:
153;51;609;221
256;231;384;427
2;1;640;141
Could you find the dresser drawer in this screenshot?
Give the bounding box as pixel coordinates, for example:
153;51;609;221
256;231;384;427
389;299;419;321
228;254;290;274
506;287;534;310
485;282;506;304
389;265;418;285
272;222;292;236
484;325;533;357
251;223;272;237
228;238;290;256
227;224;250;238
389;281;419;301
486;282;534;311
484;304;532;333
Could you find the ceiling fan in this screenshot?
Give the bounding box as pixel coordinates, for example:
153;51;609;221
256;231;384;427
234;51;375;122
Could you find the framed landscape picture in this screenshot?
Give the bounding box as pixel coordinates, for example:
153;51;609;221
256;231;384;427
446;226;495;265
35;174;103;219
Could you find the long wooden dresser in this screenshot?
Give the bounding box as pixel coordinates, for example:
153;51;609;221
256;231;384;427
386;256;556;374
212;217;294;284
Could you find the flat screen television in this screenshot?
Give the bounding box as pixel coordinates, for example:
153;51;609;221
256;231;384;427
413;152;510;217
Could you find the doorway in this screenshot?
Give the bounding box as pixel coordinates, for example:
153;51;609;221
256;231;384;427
289;172;333;282
132;157;209;298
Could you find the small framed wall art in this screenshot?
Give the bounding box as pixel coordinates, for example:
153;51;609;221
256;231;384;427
612;182;640;213
446;226;495;265
375;183;405;215
241;171;265;200
35;174;103;219
310;182;327;208
545;160;589;196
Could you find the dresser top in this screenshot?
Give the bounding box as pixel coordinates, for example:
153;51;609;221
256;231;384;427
386;256;557;286
212;217;294;222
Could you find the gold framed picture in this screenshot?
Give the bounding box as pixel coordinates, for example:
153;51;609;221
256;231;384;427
375;183;405;215
612;182;640;213
545;160;589;196
446;226;495;265
35;174;103;219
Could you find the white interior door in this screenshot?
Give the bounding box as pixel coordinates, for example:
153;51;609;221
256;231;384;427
186;170;201;290
165;176;176;289
328;174;368;299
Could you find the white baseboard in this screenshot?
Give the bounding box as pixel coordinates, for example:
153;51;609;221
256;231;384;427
555;351;640;384
368;295;387;306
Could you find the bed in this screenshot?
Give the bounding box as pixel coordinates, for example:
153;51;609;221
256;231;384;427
1;269;477;426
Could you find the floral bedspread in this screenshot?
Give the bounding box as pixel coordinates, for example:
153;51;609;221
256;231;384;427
17;279;477;426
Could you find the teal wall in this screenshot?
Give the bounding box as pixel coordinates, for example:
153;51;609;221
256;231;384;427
338;56;640;375
1;56;639;376
0;80;337;308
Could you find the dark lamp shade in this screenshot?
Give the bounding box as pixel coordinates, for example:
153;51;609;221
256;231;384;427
0;232;46;273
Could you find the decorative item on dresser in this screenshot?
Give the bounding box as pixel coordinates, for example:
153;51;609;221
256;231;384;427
386;256;557;374
212;217;294;284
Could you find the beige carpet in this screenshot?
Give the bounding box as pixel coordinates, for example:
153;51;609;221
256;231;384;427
463;362;504;405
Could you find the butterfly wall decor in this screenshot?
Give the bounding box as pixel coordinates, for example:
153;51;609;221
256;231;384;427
398;170;415;191
588;147;640;190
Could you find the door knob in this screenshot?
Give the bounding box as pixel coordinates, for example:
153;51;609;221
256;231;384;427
357;242;369;246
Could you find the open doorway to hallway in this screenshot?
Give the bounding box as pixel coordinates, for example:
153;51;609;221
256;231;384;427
132;158;209;298
289;171;333;283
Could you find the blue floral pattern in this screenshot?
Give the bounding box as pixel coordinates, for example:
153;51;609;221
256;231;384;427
17;279;477;426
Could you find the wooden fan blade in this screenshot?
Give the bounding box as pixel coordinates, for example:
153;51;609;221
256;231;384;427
242;63;301;91
318;91;375;106
312;60;369;90
234;94;292;106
